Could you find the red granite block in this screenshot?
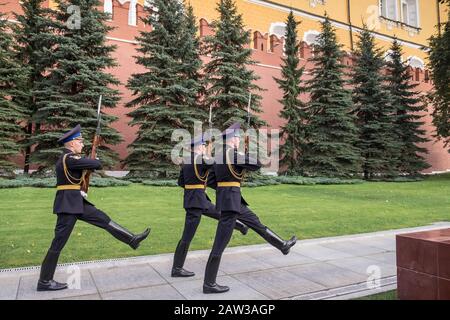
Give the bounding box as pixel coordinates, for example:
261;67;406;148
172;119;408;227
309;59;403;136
396;235;438;275
438;241;450;280
397;267;438;300
438;277;450;300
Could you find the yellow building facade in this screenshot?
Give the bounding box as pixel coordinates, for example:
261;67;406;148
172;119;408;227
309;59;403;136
186;0;448;67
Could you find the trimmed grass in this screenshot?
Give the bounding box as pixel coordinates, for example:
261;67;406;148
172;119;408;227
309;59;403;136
0;174;449;268
354;290;397;300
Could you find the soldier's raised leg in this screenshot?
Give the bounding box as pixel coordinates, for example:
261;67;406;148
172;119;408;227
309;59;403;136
80;202;150;250
238;204;297;255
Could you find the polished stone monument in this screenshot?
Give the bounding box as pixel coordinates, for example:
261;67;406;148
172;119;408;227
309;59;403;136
396;228;450;300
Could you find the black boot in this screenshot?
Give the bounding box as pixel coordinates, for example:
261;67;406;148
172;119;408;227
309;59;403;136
107;221;151;250
37;250;68;292
172;240;195;277
263;228;297;255
235;220;249;235
203;255;229;294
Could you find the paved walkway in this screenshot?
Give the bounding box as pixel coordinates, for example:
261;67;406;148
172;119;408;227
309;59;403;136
1;222;449;300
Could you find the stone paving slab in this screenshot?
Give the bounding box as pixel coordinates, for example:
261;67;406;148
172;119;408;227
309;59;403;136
284;262;368;289
17;269;98;300
292;244;355;261
149;257;225;283
233;268;327;299
57;294;102;300
363;252;397;265
102;284;185;300
170;275;269;300
0;276;20;300
327;256;397;278
321;240;388;256
89;263;166;293
356;236;396;251
209;252;275;274
248;248;318;268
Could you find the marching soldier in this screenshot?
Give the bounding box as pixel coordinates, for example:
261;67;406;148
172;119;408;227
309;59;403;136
37;124;151;291
172;135;248;277
203;123;297;294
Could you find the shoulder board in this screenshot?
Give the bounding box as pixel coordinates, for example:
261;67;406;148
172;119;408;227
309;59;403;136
69;155;81;160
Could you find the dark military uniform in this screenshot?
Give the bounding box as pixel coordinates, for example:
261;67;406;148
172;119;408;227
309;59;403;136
38;125;150;291
172;149;248;277
207;163;298;254
203;124;297;294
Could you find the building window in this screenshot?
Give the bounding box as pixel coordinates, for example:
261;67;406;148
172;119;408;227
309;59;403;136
129;0;137;26
379;0;398;20
104;0;113;20
401;0;420;27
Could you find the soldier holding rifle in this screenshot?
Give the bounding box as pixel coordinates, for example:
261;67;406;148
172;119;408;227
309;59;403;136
172;134;249;278
37;97;151;292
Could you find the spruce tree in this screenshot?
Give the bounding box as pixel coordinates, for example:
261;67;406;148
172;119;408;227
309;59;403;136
0;12;27;175
428;1;450;152
13;0;55;173
386;39;430;174
274;11;307;175
29;0;122;170
180;3;205;111
351;26;400;179
302;16;360;178
203;0;265;130
125;0;205;179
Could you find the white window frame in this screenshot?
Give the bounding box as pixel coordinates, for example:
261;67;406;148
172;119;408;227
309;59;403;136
104;0;113;20
400;0;420;28
379;0;399;21
128;0;137;26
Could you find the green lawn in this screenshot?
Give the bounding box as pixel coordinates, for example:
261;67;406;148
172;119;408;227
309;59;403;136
354;290;397;300
0;174;449;268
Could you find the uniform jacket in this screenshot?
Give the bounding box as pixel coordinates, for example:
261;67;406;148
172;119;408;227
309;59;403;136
213;147;261;213
177;152;213;210
53;148;102;214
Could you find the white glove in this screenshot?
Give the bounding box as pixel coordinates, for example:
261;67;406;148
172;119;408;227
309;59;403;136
80;191;88;199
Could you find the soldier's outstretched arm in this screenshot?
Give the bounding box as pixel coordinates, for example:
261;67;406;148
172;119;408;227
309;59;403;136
65;155;102;170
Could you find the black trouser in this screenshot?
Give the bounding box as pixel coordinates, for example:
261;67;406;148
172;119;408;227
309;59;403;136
204;210;238;285
173;201;243;270
204;204;277;285
40;203;122;281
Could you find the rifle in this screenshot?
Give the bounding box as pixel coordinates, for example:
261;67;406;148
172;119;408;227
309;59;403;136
206;104;213;156
81;95;102;194
245;92;252;152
